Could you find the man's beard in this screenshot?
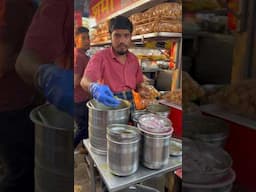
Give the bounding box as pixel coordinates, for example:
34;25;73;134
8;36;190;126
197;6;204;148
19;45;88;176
116;50;128;55
114;43;128;55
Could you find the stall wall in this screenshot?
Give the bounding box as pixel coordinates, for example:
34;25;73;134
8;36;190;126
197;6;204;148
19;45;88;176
193;34;234;85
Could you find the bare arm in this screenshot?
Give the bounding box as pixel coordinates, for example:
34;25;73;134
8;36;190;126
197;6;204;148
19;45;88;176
80;76;93;92
15;48;47;87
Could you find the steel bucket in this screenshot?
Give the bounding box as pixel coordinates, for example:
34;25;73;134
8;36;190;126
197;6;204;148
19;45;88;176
30;104;73;192
107;124;140;176
147;104;170;118
87;99;131;155
142;133;171;169
183;114;229;148
138;114;173;169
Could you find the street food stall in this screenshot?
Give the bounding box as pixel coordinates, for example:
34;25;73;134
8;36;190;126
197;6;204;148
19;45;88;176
74;0;183;191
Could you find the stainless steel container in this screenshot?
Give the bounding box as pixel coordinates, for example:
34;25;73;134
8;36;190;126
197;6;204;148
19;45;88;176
131;110;150;126
183;114;229;148
142;133;171;169
30;104;73;192
182;169;235;192
147;104;170;118
87;99;131;155
107;124;140;176
138;114;173;169
183;138;232;184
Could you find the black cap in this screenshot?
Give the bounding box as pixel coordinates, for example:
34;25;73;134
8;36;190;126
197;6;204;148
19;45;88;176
109;16;133;34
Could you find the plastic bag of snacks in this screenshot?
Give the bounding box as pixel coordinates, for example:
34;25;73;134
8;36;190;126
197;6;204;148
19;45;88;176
132;84;160;110
161;89;182;106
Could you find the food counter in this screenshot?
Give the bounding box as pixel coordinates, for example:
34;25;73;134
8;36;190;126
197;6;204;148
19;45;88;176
83;139;182;192
200;104;256;191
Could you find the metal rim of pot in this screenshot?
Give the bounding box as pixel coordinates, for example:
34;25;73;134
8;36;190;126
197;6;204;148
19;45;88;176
30;104;73;132
138;125;173;136
147;103;170;113
131;110;151;124
137;113;173;136
107;124;140;143
87;99;131;112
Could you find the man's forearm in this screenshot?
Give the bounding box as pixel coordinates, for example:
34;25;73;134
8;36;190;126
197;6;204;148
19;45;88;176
15;49;46;87
80;76;93;92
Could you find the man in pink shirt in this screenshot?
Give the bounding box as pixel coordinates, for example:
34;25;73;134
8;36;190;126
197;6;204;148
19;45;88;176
0;1;37;192
74;26;90;149
16;0;74;115
81;16;148;109
14;0;73;191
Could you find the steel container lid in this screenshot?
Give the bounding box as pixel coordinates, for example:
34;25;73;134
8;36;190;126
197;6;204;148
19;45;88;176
138;113;173;136
107;124;140;143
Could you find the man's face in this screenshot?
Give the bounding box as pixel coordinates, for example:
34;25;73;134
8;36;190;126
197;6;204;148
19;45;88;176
75;32;90;51
111;29;131;55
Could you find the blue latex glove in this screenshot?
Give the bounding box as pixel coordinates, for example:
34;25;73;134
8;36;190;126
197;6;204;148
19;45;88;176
89;83;121;107
37;64;73;116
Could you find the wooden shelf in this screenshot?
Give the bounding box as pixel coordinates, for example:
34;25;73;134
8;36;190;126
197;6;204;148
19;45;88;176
90;0;168;27
91;32;182;46
132;32;182;40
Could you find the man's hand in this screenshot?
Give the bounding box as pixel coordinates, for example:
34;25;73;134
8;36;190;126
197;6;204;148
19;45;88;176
37;64;73;115
89;83;120;107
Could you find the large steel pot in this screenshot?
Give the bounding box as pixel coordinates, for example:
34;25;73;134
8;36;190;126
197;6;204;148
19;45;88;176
183;137;232;184
131;109;150;126
182;169;235;192
87;99;131;155
30;104;73;192
107;124;140;176
183;114;229;148
142;133;171;169
138;114;173;169
147;104;170;118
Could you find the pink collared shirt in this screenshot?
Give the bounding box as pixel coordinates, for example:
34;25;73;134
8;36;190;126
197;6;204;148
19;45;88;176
22;0;73;69
74;48;90;103
84;47;143;93
0;0;36;111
